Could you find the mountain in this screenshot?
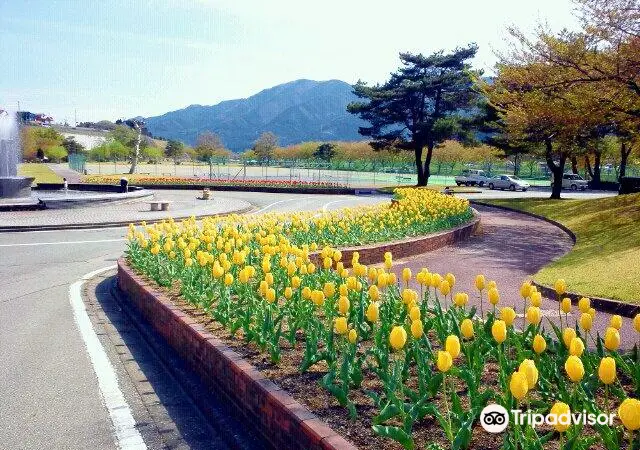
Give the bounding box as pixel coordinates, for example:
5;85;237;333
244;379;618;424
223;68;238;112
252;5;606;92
143;79;368;151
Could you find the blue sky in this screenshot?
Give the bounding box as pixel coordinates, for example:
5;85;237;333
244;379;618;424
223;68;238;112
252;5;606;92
0;0;579;123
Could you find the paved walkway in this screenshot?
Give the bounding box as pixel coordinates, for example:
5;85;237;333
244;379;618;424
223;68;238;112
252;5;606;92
47;163;83;183
392;205;638;349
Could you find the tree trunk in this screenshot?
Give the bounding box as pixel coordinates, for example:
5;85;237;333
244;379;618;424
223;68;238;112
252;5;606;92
545;139;566;200
513;152;520;176
414;146;425;186
570;156;579;174
128;122;142;174
591;151;601;189
619;141;631;181
422;144;434;186
585;155;593;178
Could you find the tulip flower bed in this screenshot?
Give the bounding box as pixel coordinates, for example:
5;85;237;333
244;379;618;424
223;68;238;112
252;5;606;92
83;174;348;190
125;188;640;450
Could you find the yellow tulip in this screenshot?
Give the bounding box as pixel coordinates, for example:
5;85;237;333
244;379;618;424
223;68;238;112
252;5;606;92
492;320;507;344
445;335;461;359
618;398;640;431
368;285;380;302
634;313;640;333
301;286;311;299
460;319;474;339
445;272;456;288
610;315;623;330
411;320;423;339
510;371;529;400
453;292;469;307
402;267;412;282
533;334;547;355
520;281;532;299
604;327;620;351
338;295;350;316
323;282;336;299
562;328;577;348
409;306;421;321
598;357;616;385
389;326;407;351
311;290;325;306
439;280;451;296
500;307;516;327
436;350;453;373
475;274;486;291
284;286;293;299
530;291;542;307
588;307;596;319
519;359;538;389
565;355;585;382
366;302;379;323
526;306;541;325
348;328;357;344
339;283;348;297
266;288;276;304
334;317;348;335
549;402;571;432
578;297;591;313
561;297;572;314
554;279;567;296
569;337;585;357
487;287;500;306
487;280;497;290
224;273;234;286
579;313;593;331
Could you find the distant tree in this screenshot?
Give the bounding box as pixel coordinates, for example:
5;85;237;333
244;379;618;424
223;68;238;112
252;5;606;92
141;145;164;163
61;136;85;154
347;46;483;185
165;139;185;162
44;145;68;163
21;126;63;160
89;140;129;161
313;143;336;162
253;132;278;163
195;131;230;161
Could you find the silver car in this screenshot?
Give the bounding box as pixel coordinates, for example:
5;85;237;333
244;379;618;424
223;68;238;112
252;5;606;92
552;173;589;190
487;175;530;191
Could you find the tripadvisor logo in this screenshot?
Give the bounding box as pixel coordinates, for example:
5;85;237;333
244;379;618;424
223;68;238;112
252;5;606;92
480;404;615;433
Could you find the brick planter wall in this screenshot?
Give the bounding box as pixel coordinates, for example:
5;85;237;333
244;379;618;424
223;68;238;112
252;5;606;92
117;260;356;450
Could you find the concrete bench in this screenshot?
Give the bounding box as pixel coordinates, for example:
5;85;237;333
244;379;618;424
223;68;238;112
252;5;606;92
148;201;172;211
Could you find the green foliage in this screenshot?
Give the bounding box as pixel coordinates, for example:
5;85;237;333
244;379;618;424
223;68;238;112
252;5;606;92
141;145;164;162
61;136;85;154
313;143;337;162
195;131;231;162
253;132;278;162
89;140;129;161
21;126;63;160
165;140;185;162
44;145;68;162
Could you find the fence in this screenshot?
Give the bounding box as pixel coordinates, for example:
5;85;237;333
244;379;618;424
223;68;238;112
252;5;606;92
68;153;86;174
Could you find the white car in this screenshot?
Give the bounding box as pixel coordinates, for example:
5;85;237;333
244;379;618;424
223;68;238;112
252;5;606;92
455;169;490;187
552;173;589;190
487;175;530;191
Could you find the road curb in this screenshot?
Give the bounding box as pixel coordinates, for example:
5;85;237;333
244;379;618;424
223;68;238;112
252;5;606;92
117;259;357;450
471;201;640;318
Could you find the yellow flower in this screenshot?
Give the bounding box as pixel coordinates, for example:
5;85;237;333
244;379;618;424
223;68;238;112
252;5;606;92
510;371;529;401
635;313;640;333
348;329;358;344
389;326;407;351
520;281;532;299
301;286;311;299
409;306;421;321
436;350;453;373
618;398;640;431
610;315;622;330
578;297;591;313
487;280;497;290
569;337;585;357
579;312;593;331
291;276;301;288
323;282;336;299
588;307;596;319
561;297;572;314
334;317;348;335
487;287;500;306
562;328;577;348
311;290;325;306
366;302;379;323
445;335;461;358
565;355;585;382
338;295;350;316
460;319;474;339
284;287;293;299
554;279;567;296
500;307;516;327
224;273;234;286
526;306;541;325
368;285;380;302
549;402;571;433
445;273;456;288
439;280;451;296
492;320;507;344
598;357;616;385
453;292;469;307
411;320;423;339
519;359;538;389
475;274;486;291
530;291;542;307
402;267;412;282
604;327;620;351
266;288;276;304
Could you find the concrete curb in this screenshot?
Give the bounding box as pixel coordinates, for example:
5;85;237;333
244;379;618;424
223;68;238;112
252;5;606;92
117;259;357;450
0;205;256;232
471;201;640;318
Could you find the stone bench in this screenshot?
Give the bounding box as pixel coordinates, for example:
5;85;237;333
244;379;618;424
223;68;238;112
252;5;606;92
148;201;172;211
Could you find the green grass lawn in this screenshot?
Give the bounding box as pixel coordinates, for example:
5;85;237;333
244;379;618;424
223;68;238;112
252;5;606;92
17;164;63;184
486;194;640;303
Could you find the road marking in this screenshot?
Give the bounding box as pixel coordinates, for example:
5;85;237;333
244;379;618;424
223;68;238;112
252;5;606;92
321;198;356;212
250;196;315;214
70;266;147;450
0;238;125;247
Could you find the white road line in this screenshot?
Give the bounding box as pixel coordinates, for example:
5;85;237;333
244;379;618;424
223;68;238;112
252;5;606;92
250;196;315;214
70;266;147;450
321;198;356;212
0;238;125;247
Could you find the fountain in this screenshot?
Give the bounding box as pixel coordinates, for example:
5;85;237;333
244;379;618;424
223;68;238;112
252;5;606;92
0;109;34;200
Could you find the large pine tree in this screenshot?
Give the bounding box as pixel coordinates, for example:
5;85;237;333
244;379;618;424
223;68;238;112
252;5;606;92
347;46;482;185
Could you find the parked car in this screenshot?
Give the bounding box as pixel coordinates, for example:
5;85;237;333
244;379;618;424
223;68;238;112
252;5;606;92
487;175;530;191
455;169;490;186
551;173;589;190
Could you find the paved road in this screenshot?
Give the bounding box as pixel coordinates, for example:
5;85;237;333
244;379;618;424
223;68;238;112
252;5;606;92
0;192;383;450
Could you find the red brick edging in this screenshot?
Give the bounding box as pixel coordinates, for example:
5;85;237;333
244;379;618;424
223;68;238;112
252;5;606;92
117;259;357;450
